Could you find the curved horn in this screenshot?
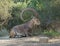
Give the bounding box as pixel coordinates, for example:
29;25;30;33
20;8;39;22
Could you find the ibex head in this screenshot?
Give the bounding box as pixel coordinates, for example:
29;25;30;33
20;8;40;25
31;17;40;26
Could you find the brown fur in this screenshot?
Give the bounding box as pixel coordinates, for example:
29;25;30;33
9;8;40;38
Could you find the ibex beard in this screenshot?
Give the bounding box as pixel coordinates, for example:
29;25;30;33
9;8;40;38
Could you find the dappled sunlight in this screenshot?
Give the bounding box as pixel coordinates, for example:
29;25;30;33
0;0;60;46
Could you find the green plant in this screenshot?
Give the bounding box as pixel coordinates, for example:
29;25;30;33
43;29;60;37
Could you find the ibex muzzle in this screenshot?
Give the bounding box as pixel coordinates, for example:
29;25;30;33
9;8;40;38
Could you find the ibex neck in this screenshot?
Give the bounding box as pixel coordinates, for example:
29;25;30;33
27;20;34;29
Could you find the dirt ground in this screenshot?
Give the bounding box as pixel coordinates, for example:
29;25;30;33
0;36;60;46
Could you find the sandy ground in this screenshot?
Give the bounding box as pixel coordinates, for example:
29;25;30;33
0;36;60;46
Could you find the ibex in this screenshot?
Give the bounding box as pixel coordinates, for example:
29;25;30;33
9;8;40;38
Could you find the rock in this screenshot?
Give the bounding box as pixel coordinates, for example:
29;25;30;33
39;37;49;43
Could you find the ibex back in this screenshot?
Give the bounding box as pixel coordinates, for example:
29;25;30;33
9;8;40;38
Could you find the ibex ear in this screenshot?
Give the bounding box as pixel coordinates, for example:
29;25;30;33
33;17;36;19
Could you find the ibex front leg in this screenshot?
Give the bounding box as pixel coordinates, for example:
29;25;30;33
24;30;29;37
28;29;33;36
